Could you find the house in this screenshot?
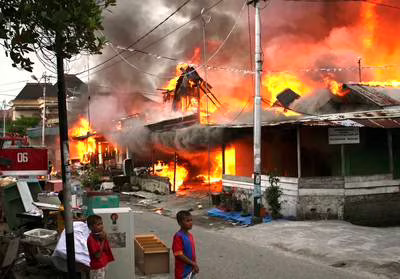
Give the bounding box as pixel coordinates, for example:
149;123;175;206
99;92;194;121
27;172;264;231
11;83;57;121
219;84;400;226
122;83;400;226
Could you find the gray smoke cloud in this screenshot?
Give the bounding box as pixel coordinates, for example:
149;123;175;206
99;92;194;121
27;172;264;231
79;0;398;153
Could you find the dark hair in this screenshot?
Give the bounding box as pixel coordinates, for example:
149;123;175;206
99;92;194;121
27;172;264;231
58;190;64;203
87;214;102;229
176;210;191;224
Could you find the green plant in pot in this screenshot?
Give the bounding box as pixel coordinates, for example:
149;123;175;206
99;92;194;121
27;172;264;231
81;166;102;190
265;172;283;219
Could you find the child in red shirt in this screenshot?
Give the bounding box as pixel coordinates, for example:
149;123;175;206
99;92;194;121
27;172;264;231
172;210;199;279
87;215;114;279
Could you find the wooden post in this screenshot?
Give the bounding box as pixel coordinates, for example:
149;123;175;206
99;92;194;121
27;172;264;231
222;143;226;175
173;152;177;192
151;149;155;175
388;129;394;175
341;144;346;176
297;126;301;178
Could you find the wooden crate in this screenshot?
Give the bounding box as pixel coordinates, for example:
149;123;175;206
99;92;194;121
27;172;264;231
134;234;169;275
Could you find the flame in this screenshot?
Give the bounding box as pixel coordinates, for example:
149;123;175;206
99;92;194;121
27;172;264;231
194;146;236;183
69;118;96;164
262;72;312;105
154;160;189;191
322;74;349;97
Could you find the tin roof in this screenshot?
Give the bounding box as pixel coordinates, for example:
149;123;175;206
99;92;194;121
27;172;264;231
210;108;400;129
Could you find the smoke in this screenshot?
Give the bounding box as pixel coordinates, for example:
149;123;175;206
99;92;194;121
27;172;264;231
74;0;400;153
152;124;224;153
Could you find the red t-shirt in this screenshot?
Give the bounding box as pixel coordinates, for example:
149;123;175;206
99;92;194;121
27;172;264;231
172;230;196;279
87;233;115;270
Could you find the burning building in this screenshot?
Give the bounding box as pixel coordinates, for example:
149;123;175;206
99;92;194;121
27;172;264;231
69;0;400;225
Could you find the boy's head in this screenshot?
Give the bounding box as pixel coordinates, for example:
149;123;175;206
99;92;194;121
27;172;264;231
176;210;192;231
58;190;64;204
87;214;103;233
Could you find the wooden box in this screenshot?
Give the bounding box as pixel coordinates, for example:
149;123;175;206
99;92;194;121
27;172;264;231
134;234;170;275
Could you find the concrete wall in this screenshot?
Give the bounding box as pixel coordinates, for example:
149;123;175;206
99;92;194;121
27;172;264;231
131;176;170;195
298;177;345;220
344;174;400;226
223;174;400;226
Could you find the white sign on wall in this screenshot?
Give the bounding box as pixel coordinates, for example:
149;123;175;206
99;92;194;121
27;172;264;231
328;127;360;144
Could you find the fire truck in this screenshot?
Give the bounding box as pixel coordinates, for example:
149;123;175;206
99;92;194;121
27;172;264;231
0;134;48;177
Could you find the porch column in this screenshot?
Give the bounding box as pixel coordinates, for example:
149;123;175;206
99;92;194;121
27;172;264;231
222;143;226;175
341;144;346;176
388;129;394;174
297;126;301;178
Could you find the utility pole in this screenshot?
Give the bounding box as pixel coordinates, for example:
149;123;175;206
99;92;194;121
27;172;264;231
201;8;212;204
358;57;362;83
55;32;76;278
42;72;46;147
248;0;265;221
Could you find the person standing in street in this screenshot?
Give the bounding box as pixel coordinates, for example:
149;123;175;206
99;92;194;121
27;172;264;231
172;210;199;279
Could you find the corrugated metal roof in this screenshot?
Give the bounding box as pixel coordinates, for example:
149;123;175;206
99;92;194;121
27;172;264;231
343;84;400;107
210;108;400;129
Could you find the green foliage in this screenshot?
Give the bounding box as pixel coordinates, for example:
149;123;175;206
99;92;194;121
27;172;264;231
7;115;40;135
80;166;102;190
0;0;116;71
265;172;283;219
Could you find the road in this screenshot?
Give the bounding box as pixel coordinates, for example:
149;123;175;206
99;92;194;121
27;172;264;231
133;208;375;279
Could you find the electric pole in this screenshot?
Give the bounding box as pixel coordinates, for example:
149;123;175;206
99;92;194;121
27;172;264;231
42;72;46;147
55;32;76;278
248;0;265;222
358;57;362;83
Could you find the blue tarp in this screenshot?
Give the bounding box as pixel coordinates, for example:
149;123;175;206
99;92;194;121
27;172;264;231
207;208;272;225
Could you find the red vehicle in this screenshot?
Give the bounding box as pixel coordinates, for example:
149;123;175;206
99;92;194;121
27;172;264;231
0;134;48;177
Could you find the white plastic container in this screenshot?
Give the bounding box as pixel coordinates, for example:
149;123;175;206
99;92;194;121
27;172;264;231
23;228;58;246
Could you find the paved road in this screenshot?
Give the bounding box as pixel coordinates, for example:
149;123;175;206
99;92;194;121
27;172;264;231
133;208;376;279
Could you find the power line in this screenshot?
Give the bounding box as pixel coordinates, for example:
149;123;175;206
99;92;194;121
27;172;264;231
106;0;247;80
77;0;225;77
74;0;194;76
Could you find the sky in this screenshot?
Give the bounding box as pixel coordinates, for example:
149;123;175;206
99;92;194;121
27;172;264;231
0;50;87;106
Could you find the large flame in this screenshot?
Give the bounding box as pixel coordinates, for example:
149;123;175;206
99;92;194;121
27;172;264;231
262;72;312;105
154;160;189;191
69;118;96;164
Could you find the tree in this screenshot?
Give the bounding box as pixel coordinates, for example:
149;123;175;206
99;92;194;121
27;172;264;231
7;115;40;135
0;1;116;277
0;0;115;71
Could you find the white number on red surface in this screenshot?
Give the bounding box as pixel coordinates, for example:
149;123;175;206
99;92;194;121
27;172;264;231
17;152;28;163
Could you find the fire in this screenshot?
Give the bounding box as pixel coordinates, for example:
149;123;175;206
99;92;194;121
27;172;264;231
262;72;311;105
323;75;349;97
69;118;96;164
192;146;236;184
154;160;189;191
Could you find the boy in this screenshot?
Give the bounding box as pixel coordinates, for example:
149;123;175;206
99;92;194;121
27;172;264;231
172;210;199;279
87;215;114;279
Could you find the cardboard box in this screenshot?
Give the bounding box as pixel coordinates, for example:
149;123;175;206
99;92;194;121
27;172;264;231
134;234;169;275
45;180;63;192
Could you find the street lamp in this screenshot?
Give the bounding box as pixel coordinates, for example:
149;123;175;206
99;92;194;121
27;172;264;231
2;100;8;137
31;73;47;146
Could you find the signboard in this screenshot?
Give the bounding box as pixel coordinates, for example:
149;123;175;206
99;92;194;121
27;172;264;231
328;127;360;145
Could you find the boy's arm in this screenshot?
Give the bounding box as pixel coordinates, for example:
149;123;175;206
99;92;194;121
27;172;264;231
88;233;106;259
